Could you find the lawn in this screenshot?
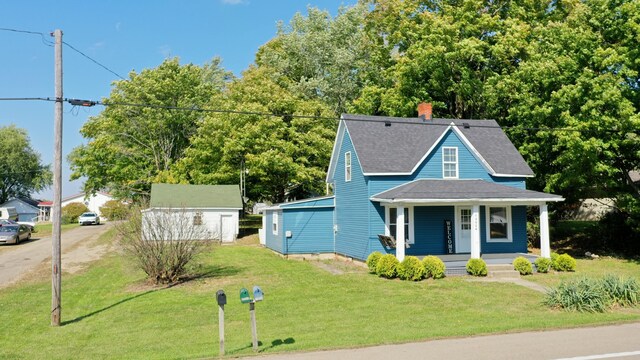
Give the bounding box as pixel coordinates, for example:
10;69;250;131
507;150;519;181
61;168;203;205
1;233;639;359
33;222;81;238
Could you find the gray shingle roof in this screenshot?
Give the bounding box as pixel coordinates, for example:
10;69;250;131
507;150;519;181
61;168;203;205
150;184;242;209
371;179;563;202
342;114;534;176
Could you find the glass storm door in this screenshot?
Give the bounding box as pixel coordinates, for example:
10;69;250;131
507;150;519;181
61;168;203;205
457;207;472;253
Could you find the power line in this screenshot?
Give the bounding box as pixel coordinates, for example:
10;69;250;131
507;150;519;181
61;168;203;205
62;41;126;80
0;97;56;102
0;27;54;46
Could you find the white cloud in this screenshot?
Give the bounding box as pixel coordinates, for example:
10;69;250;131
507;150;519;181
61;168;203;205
159;45;172;58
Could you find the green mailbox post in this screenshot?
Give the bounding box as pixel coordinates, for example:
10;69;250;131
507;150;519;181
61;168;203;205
240;288;252;304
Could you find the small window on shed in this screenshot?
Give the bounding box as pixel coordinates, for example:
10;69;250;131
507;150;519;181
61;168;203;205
345;151;352;182
272;212;279;235
193;212;203;226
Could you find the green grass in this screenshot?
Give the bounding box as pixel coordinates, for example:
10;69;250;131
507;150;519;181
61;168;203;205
1;235;639;359
529;257;640;288
33;223;80;238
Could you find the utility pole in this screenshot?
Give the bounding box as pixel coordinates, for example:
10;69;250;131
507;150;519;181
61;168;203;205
51;29;63;326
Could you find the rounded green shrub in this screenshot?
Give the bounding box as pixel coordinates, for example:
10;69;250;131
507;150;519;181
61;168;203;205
550;252;560;269
366;251;383;274
61;202;90;224
555;254;577;272
534;257;553;273
397;256;426;281
466;258;487;276
513;256;533;275
423;255;446;279
375;254;399;279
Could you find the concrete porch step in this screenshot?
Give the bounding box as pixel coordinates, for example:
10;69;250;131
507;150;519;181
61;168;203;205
487;264;520;279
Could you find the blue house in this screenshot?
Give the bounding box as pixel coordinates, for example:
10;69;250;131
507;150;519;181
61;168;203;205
263;103;563;262
0;198;40;222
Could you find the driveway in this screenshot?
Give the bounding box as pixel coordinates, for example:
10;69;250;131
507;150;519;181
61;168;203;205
256;322;640;360
0;222;114;288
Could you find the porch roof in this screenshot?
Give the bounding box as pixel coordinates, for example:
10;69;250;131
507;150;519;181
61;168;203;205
370;179;564;205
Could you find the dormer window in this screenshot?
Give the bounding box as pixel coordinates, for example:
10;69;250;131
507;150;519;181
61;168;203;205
443;147;458;178
345;151;352;182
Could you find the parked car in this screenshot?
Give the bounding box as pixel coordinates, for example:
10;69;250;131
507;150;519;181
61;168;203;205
0;224;31;245
78;212;100;225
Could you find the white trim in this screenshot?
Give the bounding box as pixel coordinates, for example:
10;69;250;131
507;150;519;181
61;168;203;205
449;124;497;175
455;206;472;253
278;196;335;207
345;151;352;182
326;120;346;183
384;205;414;244
540;204;551;258
442;146;459;179
471;205;481;258
485;205;512;243
370;198;565;205
493;173;535;178
272;211;279;236
278;205;335;210
142;207;242;213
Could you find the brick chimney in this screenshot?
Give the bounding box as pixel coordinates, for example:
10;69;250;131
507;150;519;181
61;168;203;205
418;102;432;121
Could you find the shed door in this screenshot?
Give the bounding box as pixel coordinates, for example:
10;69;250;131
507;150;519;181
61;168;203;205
456;207;472;253
220;215;235;242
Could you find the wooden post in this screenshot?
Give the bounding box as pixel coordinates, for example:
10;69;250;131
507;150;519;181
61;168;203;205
51;28;63;327
218;304;225;356
250;301;258;351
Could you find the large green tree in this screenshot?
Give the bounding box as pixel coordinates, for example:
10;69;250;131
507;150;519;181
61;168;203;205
69;57;232;198
0;125;52;203
173;66;336;203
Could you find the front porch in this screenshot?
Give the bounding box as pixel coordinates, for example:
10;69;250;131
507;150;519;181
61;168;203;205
425;253;539;276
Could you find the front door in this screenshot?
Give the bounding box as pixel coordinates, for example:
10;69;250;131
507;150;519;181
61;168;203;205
220;215;235;242
456;207;471;253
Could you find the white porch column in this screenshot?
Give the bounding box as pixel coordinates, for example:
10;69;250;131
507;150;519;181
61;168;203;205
540;203;551;258
396;206;405;262
471;205;481;259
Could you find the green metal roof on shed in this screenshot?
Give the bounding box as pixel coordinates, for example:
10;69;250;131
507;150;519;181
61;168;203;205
149;184;242;209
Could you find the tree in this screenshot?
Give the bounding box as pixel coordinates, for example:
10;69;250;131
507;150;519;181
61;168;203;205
99;199;129;220
61;202;89;224
173;66;336;203
0;125;52;203
68;57;232;199
255;2;370;114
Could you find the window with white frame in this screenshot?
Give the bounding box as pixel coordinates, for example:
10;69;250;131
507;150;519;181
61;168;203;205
386;207;413;244
486;206;511;242
345;151;352;182
272;211;279;235
442;147;458;178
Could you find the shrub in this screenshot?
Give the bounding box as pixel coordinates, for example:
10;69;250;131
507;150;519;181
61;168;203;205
99;200;129;220
513;256;533;275
366;252;383;274
397;256;426;281
116;206;210;284
550;252;559;268
554;254;577;272
544;277;609;312
375;254;399;279
466;258;487;276
601;274;640;307
61;202;89;224
534;257;553;273
423;255;446;279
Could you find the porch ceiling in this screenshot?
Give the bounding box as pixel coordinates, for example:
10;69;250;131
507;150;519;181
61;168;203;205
370;179;564;205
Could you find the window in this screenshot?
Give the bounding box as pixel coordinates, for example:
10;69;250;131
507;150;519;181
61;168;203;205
345;151;352;182
486;206;511;242
442;147;458;178
386;207;413;244
272;211;278;235
193;212;203;226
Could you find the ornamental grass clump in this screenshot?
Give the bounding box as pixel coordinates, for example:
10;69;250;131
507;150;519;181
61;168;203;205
423;255;446;279
544;277;609;312
513;256;533;275
366;251;383;274
375;254;399;279
601;274;640;307
466;258;487;277
554;253;577;272
397;256;426;281
534;257;552;273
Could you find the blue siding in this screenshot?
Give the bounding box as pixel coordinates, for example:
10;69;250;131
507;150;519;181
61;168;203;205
283;208;334;254
264;210;284;254
334;131;371;260
411;206;455;255
481;206;528;253
280;197;334;209
0;199;39;221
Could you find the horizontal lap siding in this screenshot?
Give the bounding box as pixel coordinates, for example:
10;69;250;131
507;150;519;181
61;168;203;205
279;197;334;209
283;208;334;254
481;206;528;253
335;132;370;261
264;210;284;254
411;206;455;256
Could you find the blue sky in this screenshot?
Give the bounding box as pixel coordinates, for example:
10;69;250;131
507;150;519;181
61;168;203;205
0;0;357;199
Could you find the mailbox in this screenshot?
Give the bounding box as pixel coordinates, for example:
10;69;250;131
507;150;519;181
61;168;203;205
216;289;227;306
253;286;264;302
240;288;252;304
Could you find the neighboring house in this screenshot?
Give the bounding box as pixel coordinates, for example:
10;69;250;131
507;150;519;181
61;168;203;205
38;201;52;222
144;183;242;242
61;192;114;218
263;103;563;262
0;198;40;222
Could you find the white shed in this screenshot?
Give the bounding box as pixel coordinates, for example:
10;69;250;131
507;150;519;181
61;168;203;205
143;184;242;242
